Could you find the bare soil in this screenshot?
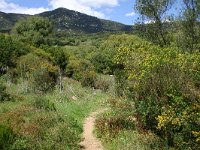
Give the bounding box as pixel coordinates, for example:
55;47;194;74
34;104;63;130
80;109;107;150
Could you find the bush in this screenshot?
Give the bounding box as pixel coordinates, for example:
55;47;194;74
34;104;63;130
0;125;15;150
114;35;200;149
80;70;97;87
94;75;111;92
12;16;53;47
41;45;69;71
0;83;11;102
66;58;97;87
34;97;56;111
0;34;29;73
17;53;59;93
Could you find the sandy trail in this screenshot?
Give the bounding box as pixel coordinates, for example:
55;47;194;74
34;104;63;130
80;109;107;150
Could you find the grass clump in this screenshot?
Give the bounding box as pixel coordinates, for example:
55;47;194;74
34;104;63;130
0;124;16;150
33;96;56;111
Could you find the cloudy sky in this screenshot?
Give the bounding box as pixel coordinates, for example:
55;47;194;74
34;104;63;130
0;0;182;25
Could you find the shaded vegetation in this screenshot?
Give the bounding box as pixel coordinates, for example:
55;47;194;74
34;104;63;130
0;1;200;149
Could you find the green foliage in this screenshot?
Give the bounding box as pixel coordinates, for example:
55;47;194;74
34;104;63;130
95;97;165;150
34;97;56;111
114;69;128;97
0;125;15;150
41;45;69;71
114;35;200;149
0;75;108;149
90;52;114;74
93;34;141;74
135;0;174;46
12;16;53;47
0;34;29;72
94;75;114;93
177;0;200;52
80;70;97;87
66;58;97;87
17;53;59;92
0;82;11;102
135;0;174;19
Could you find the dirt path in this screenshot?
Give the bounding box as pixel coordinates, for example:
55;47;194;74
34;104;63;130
80;108;107;150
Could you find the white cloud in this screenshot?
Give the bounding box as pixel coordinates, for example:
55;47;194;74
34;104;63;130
125;12;135;17
49;0;119;18
0;0;49;15
0;0;121;19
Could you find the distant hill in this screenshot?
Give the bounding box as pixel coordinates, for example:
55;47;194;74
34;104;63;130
0;8;132;33
0;11;28;32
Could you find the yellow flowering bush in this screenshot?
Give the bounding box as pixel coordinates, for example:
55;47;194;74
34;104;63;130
192;131;200;142
114;35;200;149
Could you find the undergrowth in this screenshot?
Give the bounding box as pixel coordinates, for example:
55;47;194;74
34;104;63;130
95;97;166;150
0;77;108;150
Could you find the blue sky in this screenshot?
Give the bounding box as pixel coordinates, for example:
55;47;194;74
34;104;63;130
0;0;183;25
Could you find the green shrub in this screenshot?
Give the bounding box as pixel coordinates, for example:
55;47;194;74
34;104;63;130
0;34;29;73
41;45;69;71
12;16;53;47
81;70;97;87
17;53;59;93
66;58;94;79
0;83;11;102
114;35;200;149
90;52;114;74
0;125;15;150
66;58;97;87
94;76;110;92
114;69;128;97
12;138;28;150
34;97;56;111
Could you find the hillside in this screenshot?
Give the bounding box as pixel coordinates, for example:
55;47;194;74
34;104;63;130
0;11;28;32
0;8;132;33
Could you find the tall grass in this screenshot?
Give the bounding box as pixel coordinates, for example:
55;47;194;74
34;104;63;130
0;77;108;149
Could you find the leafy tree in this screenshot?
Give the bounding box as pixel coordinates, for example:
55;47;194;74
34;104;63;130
0;34;29;74
135;0;174;46
12;17;53;47
41;45;69;71
0;35;13;71
96;34;137;74
90;52;114;74
180;0;200;52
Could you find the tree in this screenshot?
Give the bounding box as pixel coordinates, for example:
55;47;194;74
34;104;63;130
135;0;174;46
12;17;53;47
0;34;29;74
181;0;200;52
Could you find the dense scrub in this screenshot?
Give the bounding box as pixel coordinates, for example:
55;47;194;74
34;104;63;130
1;3;200;148
114;35;200;149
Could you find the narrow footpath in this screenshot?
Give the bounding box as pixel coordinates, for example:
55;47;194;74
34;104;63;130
80;109;107;150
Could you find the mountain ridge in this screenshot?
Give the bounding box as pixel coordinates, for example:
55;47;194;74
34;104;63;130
0;8;132;33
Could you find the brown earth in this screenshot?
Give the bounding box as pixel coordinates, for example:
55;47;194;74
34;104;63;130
80;109;107;150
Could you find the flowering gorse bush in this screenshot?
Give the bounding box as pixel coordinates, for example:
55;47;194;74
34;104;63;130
114;35;200;149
